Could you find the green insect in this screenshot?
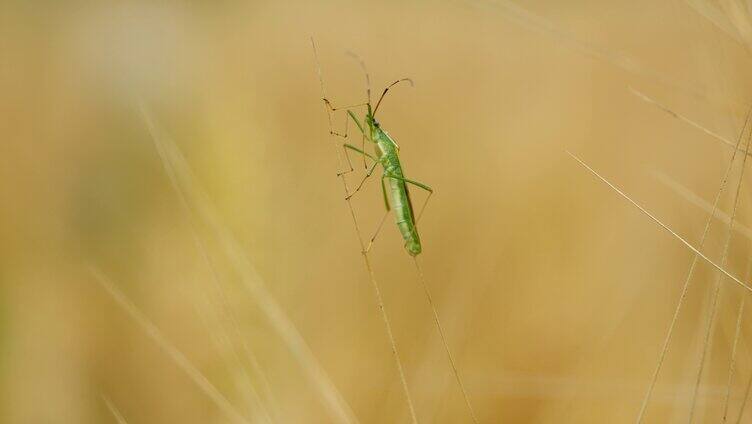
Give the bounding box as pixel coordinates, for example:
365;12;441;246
322;66;433;256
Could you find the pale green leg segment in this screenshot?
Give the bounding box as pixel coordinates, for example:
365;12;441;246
340;141;393;253
380;178;390;211
340;144;435;252
345;160;380;200
347;110;366;135
363;181;392;254
341;142;380;200
330;108;369;176
330;114;356;176
384;174;433;194
347;110;370;169
343;143;376;161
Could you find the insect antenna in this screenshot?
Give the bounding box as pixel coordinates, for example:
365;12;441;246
345;50;374;168
373;78;414;117
345;50;372;106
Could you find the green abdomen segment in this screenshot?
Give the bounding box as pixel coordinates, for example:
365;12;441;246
386;164;422;256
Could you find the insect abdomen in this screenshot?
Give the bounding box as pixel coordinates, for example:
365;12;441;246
385;163;422;256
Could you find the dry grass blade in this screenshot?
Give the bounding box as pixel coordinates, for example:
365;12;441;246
142;108;277;422
687;129;750;423
723;296;746;422
470;0;653;77
685;0;747;44
634;105;752;421
90;268;250;424
140;105;359;424
188;276;275;424
413;257;478;423
629;87;752;156
719;0;752;48
102;395;129;424
652;171;752;241
468;0;735;107
635;154;742;421
566;152;752;294
736;364;752;422
687;0;752;50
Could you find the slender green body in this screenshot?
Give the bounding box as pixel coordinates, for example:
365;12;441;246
366;117;422;256
337;85;431;257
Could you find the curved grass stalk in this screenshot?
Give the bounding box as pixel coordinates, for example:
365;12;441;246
311;38;418;424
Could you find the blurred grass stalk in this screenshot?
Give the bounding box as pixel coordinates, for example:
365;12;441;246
91;267;250;424
102;395;130;424
130;104;359;423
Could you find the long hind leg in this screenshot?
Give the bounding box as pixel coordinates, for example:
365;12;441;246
365;173;434;253
328;109;368;176
383;174;434;224
345;161;379;200
363;178;392;254
340;144;380;200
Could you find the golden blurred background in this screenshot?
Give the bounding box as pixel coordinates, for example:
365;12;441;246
4;0;752;422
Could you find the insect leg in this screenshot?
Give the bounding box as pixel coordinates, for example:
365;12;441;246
360;132;368;170
323;98;369;114
345;160;380;200
380;177;391;211
345;110;371;169
363;177;393;253
325;103;363;140
327;111;356;175
342;143;376;160
344;111;373;173
363;209;391;254
340;143;380;200
415;191;432;224
341;143;378;179
347;110;366;135
330;111;368;176
385;175;433;194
